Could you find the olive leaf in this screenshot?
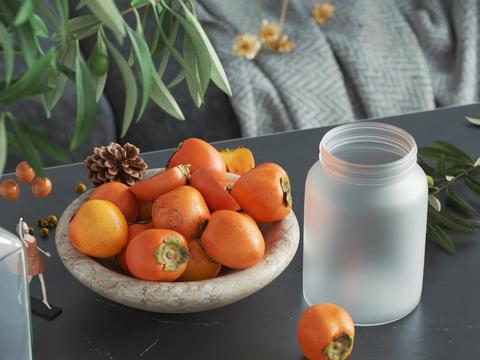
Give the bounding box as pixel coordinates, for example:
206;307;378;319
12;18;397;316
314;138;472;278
418;156;435;177
432;140;473;165
14;0;34;26
151;71;185;120
427;222;456;254
475;158;480;167
435;154;446;178
19;124;70;164
465;175;480;195
46;43;76;109
0;22;14;87
418;147;472;166
31;15;49;38
428;194;441;212
53;0;69;45
90;32;108;102
447;186;476;213
466;116;480;126
428;207;477;232
55;15;99;41
83;0;126;42
0;113;6;175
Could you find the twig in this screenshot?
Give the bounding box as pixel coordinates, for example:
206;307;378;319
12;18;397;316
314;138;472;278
278;0;289;31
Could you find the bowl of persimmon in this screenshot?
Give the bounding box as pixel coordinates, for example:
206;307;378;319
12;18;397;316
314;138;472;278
56;139;300;313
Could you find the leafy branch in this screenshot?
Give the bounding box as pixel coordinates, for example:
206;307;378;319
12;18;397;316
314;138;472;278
0;0;232;176
418;140;480;254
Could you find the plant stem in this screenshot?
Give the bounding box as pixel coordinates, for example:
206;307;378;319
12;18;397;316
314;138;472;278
431;167;476;196
278;0;289;31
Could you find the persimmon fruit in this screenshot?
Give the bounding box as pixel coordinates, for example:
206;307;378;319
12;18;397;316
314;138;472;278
68;199;128;258
167;138;226;182
297;303;355;360
231;162;292;222
152;185;210;240
15;161;35;183
178;239;221;281
137;201;153;222
31;177;52;198
90;182;138;223
129;165;190;202
116;222;154;275
0;179;20;201
201;210;265;269
126;228;189;281
190;167;240;212
220;147;255;175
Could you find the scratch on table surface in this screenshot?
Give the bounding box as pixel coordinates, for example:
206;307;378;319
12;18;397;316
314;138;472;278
467;324;480;329
139;338;159;358
84;337;114;359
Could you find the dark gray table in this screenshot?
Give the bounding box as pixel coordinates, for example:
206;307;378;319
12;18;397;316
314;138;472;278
2;104;480;359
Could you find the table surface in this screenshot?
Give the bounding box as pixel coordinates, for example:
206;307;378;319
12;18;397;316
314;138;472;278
2;103;480;360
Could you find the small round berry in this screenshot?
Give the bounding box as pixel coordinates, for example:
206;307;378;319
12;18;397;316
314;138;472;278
0;179;20;201
75;182;87;194
15;161;35;183
39;228;49;237
32;177;52;198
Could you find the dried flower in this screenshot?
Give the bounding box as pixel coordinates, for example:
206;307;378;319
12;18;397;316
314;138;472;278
233;33;261;60
312;2;335;25
266;34;296;53
258;20;281;45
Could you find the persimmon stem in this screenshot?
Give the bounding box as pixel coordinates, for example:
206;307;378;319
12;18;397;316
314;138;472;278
322;333;353;360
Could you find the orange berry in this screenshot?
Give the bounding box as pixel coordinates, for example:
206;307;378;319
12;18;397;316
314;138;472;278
0;179;20;201
32;177;52;198
15;161;35;183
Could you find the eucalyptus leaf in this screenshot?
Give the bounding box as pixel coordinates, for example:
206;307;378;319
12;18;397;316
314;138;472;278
428;194;441;212
126;26;154;123
0;22;14;87
14;0;34;26
466;175;480;195
432;140;472;165
151;71;185;120
6;113;45;178
20;123;70;163
428;208;477;232
0;50;56;104
427;222;456;254
466;116;480;126
83;0;126;41
447;186;476;213
105;37;138;138
70;44;97;150
0;113;6;174
176;0;232;96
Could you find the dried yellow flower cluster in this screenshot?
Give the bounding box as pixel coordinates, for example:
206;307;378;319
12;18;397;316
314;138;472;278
312;2;335;25
233;2;335;59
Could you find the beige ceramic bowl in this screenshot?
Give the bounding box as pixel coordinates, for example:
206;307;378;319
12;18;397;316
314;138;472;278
55;169;299;313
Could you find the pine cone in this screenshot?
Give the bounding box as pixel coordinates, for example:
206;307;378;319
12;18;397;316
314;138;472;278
84;143;148;186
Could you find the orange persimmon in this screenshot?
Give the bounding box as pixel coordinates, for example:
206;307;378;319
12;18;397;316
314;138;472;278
116;222;154;275
297;303;355;360
137;201;153;221
166;138;226;182
152;185;210;240
129;165;190;202
231;163;292;222
126;228;189;281
220;147;255;175
190;167;240;212
201;210;264;269
90;182;138;223
177;239;221;281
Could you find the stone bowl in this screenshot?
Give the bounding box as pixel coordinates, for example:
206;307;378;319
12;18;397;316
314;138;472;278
55;169;300;313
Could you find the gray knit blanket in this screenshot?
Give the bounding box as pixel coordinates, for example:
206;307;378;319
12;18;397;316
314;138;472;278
197;0;480;137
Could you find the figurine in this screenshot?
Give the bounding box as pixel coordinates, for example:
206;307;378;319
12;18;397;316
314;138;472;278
16;218;52;310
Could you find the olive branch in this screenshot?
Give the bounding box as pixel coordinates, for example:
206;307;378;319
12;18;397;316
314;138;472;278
0;0;232;177
419;135;480;254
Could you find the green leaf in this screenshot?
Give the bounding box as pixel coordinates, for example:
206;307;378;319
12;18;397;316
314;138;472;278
446;165;470;176
475;157;480;167
418;156;435;177
426;175;434;187
7;132;21;156
447;186;476;213
70;43;97;150
105;37;138;138
466;116;480;126
151;71;185;120
131;0;151;6
56;63;75;81
445;175;455;182
36;2;57;30
183;34;203;107
53;0;69;44
83;0;126;42
46;43;76;109
176;0;232;96
19;124;70;163
428;208;477;232
427;222;456;254
57;15;99;41
168;70;185;87
432;141;473;165
418;147;472;165
16;22;37;67
157;17;179;77
183;30;211;98
31;15;49;38
0;113;6;174
0;22;14;86
428;194;441;212
435;154;446;178
126;26;154;123
91;32;108;102
0;50;56;103
466;175;480;195
14;0;34;26
6;113;45;178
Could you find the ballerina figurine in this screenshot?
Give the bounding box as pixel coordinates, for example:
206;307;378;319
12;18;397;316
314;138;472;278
16;218;52;310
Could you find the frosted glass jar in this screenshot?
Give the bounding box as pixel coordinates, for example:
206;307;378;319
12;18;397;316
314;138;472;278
0;227;32;360
303;122;428;326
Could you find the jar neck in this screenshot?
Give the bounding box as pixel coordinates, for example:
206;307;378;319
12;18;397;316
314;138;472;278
319;122;418;185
